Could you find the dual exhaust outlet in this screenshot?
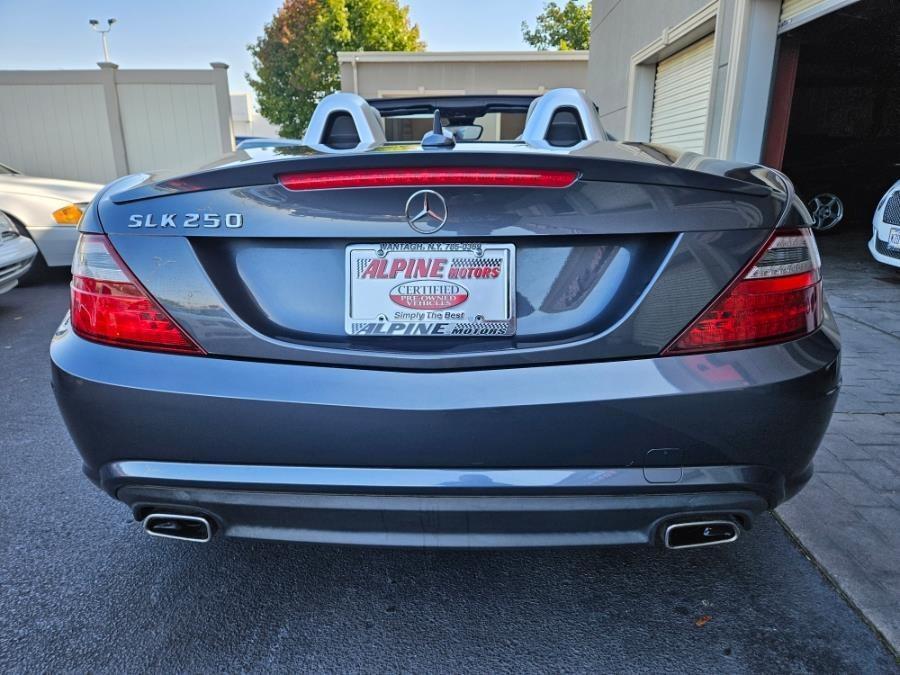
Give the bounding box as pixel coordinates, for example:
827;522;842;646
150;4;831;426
663;519;740;549
141;513;740;548
143;513;213;543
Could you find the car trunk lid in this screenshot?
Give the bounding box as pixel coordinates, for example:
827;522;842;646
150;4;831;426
96;149;784;370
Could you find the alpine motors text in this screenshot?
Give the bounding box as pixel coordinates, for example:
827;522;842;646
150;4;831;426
349;242;514;337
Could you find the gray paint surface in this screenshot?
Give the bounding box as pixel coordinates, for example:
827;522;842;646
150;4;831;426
52;322;839;475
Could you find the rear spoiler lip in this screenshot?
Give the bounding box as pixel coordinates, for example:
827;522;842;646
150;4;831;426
108;149;776;205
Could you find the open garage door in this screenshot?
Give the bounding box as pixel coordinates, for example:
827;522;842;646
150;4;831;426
767;0;900;234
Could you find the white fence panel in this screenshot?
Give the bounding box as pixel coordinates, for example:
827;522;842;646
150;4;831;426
0;64;233;183
117;83;225;173
0;81;118;183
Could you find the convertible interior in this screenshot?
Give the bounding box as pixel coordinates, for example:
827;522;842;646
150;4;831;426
367;95;590;147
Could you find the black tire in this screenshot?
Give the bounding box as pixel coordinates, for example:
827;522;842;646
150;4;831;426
4;212;52;285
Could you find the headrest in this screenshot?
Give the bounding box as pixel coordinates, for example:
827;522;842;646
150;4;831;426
303;92;386;153
520;88;606;149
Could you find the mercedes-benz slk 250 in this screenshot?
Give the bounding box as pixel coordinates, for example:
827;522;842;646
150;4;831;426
51;89;840;549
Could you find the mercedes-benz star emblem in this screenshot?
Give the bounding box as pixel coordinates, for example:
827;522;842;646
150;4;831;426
405;189;447;234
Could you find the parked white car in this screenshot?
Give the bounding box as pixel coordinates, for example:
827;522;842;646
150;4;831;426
869;179;900;269
0;210;38;294
0;162;101;281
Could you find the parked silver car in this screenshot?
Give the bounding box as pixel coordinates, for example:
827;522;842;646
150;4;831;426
0;210;37;294
0;162;100;281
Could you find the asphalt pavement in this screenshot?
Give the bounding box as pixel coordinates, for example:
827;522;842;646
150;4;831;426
1;275;896;673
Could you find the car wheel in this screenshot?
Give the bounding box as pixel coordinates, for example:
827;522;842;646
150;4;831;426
4;212;51;285
807;193;844;232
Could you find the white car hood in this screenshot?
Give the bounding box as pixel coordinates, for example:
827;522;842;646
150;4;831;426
0;175;101;203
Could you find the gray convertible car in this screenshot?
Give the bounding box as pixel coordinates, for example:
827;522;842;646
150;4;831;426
51;89;840;549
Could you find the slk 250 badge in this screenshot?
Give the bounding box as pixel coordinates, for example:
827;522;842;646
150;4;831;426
128;213;244;229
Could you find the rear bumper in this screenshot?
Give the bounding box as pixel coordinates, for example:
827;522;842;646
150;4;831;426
51;309;840;547
109;462;775;547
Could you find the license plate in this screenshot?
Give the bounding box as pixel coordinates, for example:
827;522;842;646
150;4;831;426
346;242;515;337
889;227;900;250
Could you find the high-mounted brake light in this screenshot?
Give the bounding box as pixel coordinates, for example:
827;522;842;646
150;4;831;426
278;167;577;190
663;228;823;355
70;234;204;354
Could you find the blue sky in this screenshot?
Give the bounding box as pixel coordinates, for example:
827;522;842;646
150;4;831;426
0;0;548;98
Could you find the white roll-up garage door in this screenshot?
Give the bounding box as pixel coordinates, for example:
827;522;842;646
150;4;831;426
649;34;715;154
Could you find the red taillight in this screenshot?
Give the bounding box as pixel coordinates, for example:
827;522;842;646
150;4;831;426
663;229;823;355
70;235;204;355
278;167;578;190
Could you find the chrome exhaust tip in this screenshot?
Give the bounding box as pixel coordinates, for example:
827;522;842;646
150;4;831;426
143;513;213;543
664;520;739;550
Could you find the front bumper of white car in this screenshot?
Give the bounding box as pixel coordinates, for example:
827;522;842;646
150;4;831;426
870;186;900;269
0;234;38;293
869;234;900;268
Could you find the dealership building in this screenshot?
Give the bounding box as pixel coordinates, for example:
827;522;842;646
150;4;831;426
586;0;897;168
588;0;898;231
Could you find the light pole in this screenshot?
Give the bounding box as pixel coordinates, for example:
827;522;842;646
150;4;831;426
88;18;117;62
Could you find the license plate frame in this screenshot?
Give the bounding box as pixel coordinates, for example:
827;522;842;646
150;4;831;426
345;242;516;337
889;227;900;250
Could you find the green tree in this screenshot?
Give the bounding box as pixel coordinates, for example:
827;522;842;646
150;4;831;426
521;0;591;51
248;0;424;138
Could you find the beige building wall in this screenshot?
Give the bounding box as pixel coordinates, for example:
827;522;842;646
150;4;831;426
339;51;589;99
0;63;234;183
587;0;714;138
231;92;281;139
